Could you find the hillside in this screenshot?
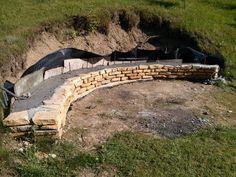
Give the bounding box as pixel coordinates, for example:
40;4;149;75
0;0;235;82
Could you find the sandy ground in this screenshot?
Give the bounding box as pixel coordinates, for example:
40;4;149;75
63;80;232;151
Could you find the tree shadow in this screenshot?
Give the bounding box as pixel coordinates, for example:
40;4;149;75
220;4;236;11
146;0;179;8
228;18;236;28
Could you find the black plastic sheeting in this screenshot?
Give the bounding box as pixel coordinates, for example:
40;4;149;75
22;47;224;77
175;47;224;67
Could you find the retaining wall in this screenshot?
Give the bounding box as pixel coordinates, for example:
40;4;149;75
3;63;219;138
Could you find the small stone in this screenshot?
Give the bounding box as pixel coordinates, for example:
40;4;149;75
228;110;233;113
35;152;49;160
49;154;57;158
202;111;208;115
23;141;30;147
18;148;24;153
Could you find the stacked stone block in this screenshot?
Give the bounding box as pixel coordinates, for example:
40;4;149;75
3;64;219;138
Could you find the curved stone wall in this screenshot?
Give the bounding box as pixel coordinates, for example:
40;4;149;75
3;63;219;138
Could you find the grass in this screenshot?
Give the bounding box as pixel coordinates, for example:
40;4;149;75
0;0;235;81
99;128;236;177
0;127;234;177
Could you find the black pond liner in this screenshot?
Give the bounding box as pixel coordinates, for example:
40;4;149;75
22;47;224;77
1;46;224;108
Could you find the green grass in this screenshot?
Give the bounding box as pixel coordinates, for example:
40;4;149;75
0;0;235;81
2;127;234;177
99;128;236;177
15;138;101;177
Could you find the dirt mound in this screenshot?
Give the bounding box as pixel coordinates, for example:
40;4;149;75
2;11;199;83
10;23;154;82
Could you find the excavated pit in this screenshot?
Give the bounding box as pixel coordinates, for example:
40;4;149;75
3;12;221;140
2;11;200;83
10;14;200;113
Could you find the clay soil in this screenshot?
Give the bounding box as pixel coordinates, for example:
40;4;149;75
63;80;233;150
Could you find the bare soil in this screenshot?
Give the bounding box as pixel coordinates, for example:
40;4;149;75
5;23;154;83
63;80;233;150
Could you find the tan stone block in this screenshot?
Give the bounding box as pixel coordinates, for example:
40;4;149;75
127;66;137;70
83;78;89;84
108;71;121;76
159;72;171;75
146;72;159;76
91;81;97;85
43;100;62;106
139;65;149;70
105;68;112;74
176;72;184;75
102;80;111;85
103;75;116;80
112;68;118;72
129;76;141;80
117;67;127;71
32;111;61;125
81;82;92;88
121;77;129;81
181;65;193;69
51;88;69;101
95;82;102;87
165;65;175;69
88;76;95;82
122;70;132;74
177;69;185;72
76;87;87;94
133;70;144;73
99;70;106;75
138;73;145;76
126;73;138;77
42;104;61;111
143;69;151;73
155;69;168;72
40;124;58;130
163;66;170;70
90;71;100;76
116;74;125;77
3;111;30;126
149;64;163;69
111;78;121;82
102;73;109;77
168;68;178;72
94;75;103;81
86;85;95;91
142;76;153;79
68;77;83;87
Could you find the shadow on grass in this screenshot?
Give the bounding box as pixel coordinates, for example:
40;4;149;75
146;0;179;8
228;18;236;28
220;4;236;11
